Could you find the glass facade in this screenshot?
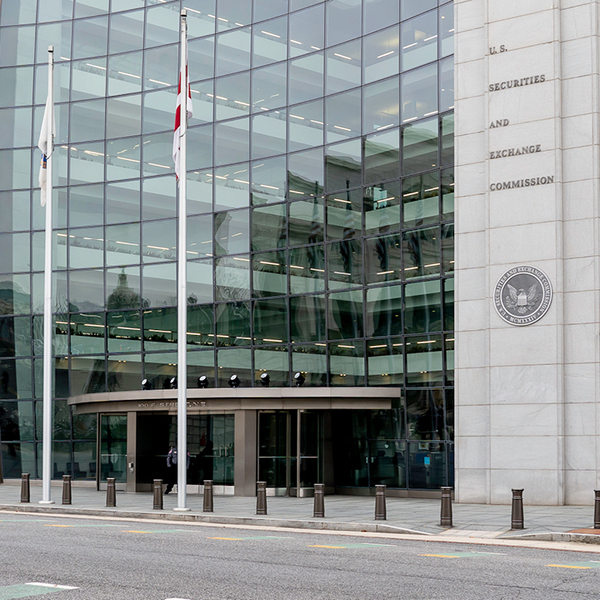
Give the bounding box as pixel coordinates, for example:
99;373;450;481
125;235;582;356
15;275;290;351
0;0;453;489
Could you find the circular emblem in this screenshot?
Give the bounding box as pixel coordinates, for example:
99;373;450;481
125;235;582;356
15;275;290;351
494;266;552;326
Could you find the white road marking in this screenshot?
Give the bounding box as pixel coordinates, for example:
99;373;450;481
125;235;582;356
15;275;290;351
26;583;79;589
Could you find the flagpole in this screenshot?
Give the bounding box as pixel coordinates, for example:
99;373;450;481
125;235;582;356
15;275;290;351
175;10;190;512
40;46;54;505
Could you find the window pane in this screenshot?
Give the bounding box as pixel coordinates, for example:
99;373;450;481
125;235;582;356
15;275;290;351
364;181;401;236
404;280;441;334
364;26;399;85
109;10;143;54
251;157;286;205
289;52;324;105
292;343;326;386
329;340;364;386
402;116;438;175
326;0;361;47
253;15;287;67
252;203;287;251
215;256;250;301
328;289;363;339
72;16;108;60
69;269;104;312
402;172;440;228
365;234;402;285
216;27;251;76
252;251;287;298
289;245;325;293
401;0;436;21
364;128;400;184
401;63;437;124
0;25;35;67
252;110;286;160
254;346;289;386
365;284;402;336
325;90;361;144
188;36;215;82
108;52;142;96
367;338;403;386
290;295;326;342
215;118;249;165
289;4;324;58
188;261;214;304
70;312;105;355
214;209;249;255
214;164;249;211
289;196;324;246
326;40;361;94
288;148;324;199
215;303;251;347
403;226;440;280
142;262;176;307
252;62;286;112
439;56;454;113
107;310;141;353
106;267;141;310
440;3;454;58
142;175;176;221
0;66;33;108
145;4;179;48
69;227;104;269
405;338;443;386
142;219;176;263
401;11;437;72
70;99;106;143
216;347;251;386
364;0;399;35
216;72;250;121
327;239;363;290
288;99;323;152
363;77;399;134
107;94;141;139
143;307;177;352
253;298;288;345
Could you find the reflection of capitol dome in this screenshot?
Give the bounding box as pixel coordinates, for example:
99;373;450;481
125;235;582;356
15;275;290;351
107;270;140;310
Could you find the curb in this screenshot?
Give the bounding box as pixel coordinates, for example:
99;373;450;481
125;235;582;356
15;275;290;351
0;504;431;536
502;531;600;545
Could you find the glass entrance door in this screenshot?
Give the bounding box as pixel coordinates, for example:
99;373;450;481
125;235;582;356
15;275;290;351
99;414;127;487
257;410;322;496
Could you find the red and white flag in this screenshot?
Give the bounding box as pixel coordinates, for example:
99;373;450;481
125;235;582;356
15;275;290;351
172;50;193;180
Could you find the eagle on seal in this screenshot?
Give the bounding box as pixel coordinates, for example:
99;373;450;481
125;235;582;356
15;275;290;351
505;282;539;314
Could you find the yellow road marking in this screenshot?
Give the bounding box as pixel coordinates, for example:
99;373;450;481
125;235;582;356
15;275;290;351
419;554;461;558
546;564;591;569
309;545;347;549
208;537;244;540
123;530;154;533
44;524;73;528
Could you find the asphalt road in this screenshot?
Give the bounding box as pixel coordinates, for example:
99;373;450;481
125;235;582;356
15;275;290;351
1;514;600;600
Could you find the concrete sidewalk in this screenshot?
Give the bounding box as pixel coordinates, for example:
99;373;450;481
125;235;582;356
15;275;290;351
1;481;599;545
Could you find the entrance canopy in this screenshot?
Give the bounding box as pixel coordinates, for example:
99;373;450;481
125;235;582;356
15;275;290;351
68;387;397;414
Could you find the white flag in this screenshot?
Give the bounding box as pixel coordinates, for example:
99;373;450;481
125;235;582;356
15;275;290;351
37;95;55;206
172;50;193;180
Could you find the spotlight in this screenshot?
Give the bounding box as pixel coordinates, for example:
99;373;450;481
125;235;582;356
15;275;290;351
229;374;240;388
169;377;177;389
293;372;305;387
141;378;152;390
197;375;209;388
260;372;270;387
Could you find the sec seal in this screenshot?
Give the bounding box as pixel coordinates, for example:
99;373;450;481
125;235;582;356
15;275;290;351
494;266;552;326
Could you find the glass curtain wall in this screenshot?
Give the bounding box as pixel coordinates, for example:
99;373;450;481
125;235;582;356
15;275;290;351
0;0;453;488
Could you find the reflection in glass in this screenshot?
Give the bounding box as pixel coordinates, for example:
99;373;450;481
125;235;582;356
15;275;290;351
365;235;402;285
403;226;440;279
252;203;287;251
106;267;141;310
326;40;361;94
364;26;399;85
367;338;403;386
251;157;286;205
214;209;250;255
290;295;326;342
402;116;438;175
288;148;324;198
401;63;437;124
289;196;324;246
329;340;364;386
289;52;324;105
253;298;288;345
216;347;251;386
253;251;287;298
328;289;363;340
252;110;286;160
404;280;441;334
142;262;177;307
107;310;141;353
69;269;104;312
402;172;440;228
289;245;325;294
143;307;177;352
401;11;437;72
292;343;326;386
215;256;250;301
106;180;140;224
215;302;251;346
288;100;323;152
254;346;289;386
214;164;249;211
363;76;399;134
364;128;400;184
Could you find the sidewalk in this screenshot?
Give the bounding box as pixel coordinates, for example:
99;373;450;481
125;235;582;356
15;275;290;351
1;481;599;546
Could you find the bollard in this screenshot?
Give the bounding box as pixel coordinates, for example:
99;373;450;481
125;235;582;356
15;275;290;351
440;486;453;527
375;484;387;520
313;483;325;518
203;480;214;513
20;473;30;503
106;477;116;507
62;475;72;505
256;481;267;515
594;490;600;529
511;488;524;529
153;479;163;510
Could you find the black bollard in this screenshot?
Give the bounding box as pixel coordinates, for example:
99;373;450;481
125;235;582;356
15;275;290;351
511;488;524;529
313;483;325;518
203;480;214;513
106;477;116;507
594;490;600;529
440;486;453;527
20;473;30;503
62;475;72;505
153;479;163;510
256;481;267;515
375;484;387;520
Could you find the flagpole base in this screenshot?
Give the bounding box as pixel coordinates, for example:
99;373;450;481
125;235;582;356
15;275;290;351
173;507;191;512
39;500;55;505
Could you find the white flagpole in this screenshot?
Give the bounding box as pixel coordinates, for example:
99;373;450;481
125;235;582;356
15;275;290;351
175;10;189;512
40;46;55;505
